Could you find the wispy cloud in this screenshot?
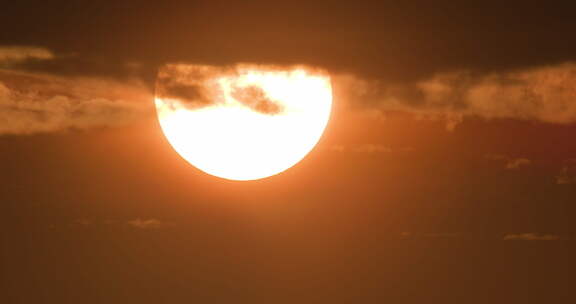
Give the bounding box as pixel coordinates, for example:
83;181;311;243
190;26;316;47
327;144;397;153
399;232;463;240
353;144;392;153
0;46;54;64
444;114;464;132
327;145;346;152
399;232;569;241
505;158;532;170
335;62;576;125
67;218;173;230
485;154;531;170
503;233;564;241
556;159;576;185
127;218;172;230
0;69;152;135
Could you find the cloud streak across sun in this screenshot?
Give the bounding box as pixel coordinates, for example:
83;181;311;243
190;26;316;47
2;44;576;137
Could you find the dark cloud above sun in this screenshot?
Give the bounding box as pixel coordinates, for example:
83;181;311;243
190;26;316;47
2;1;576;81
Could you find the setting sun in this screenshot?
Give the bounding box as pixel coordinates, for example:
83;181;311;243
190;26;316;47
155;64;333;180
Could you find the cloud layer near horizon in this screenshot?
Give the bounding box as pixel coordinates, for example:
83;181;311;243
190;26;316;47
0;69;152;135
3;44;576;135
336;63;576;125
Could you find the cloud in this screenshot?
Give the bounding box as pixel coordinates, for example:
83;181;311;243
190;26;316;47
503;233;563;241
327;144;396;153
0;46;54;64
156;63;320;115
485;154;531;170
335;62;576;124
231;85;283;115
327;145;346;152
6;48;576;137
400;232;463;240
505;158;532;170
127;218;172;230
555;159;576;185
67;218;173;230
353;144;392;153
484;154;508;161
556;169;575;185
444;114;464;132
0;69;152;135
73;218;93;226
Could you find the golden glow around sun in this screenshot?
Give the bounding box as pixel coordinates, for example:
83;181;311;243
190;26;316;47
155;64;332;181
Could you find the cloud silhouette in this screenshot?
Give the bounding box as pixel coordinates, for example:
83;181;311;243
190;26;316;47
336;62;576;125
231;85;283;115
156;64;288;115
0;69;152;135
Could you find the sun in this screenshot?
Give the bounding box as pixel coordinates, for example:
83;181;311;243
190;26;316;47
154;64;333;181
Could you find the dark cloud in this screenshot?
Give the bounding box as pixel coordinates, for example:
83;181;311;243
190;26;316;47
155;63;230;108
0;69;152;135
231;85;283;115
0;46;154;135
336;63;576;124
11;55;154;81
158;83;212;108
2;1;576;82
156;63;294;114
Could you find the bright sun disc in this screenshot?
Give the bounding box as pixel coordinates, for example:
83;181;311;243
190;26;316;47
155;64;333;181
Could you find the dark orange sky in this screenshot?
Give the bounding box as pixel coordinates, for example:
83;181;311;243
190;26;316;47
2;1;576;303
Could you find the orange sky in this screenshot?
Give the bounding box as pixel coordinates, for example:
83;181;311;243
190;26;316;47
2;1;576;303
